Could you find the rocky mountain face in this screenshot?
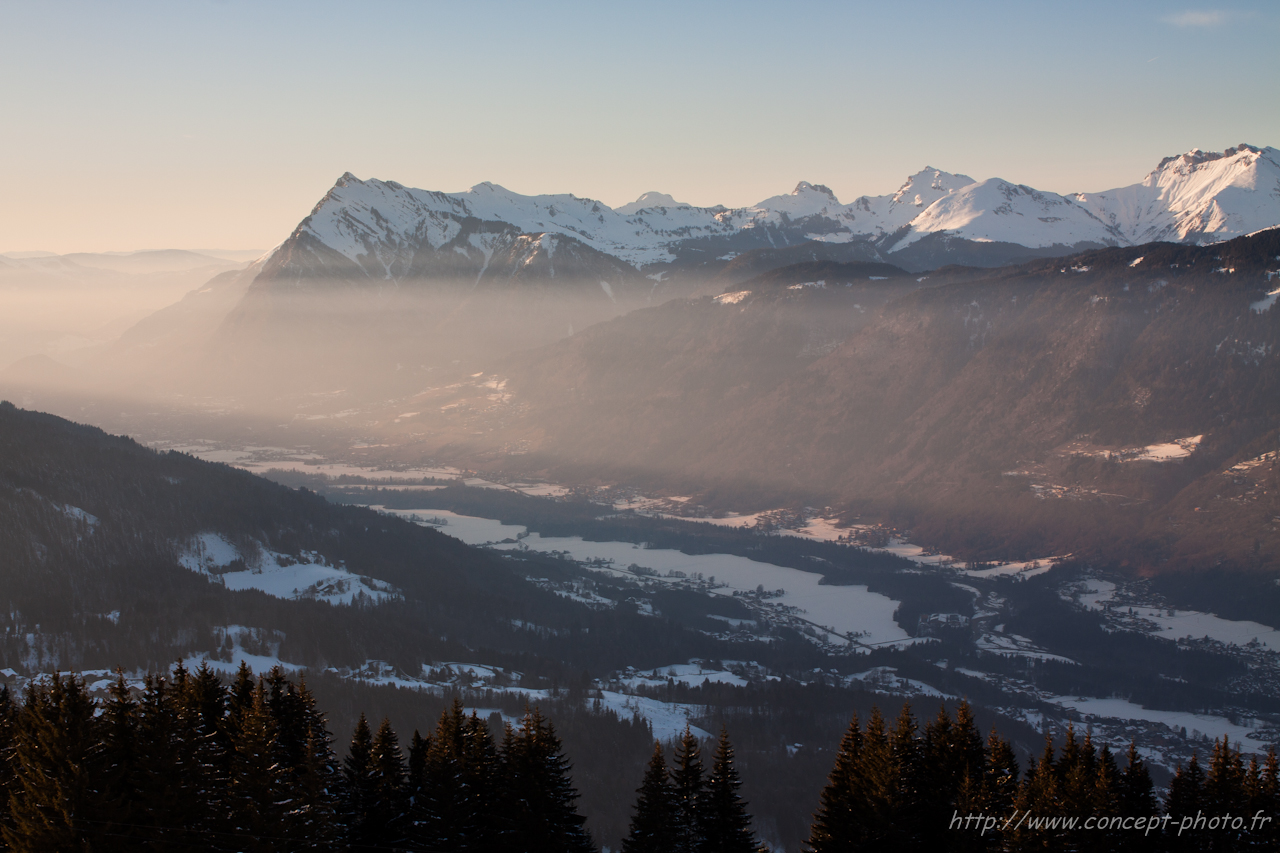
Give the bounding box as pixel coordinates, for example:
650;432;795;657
483;230;1280;571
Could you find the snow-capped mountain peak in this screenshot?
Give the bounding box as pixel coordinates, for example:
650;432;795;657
894;177;1117;250
271;145;1280;282
615;191;690;214
1075;144;1280;245
752;181;844;220
890;167;976;204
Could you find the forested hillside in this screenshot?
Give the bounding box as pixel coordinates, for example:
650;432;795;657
3;668;1276;852
489;231;1280;570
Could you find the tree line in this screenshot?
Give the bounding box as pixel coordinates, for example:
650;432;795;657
0;664;598;852
0;664;766;852
4;664;1278;852
808;701;1280;852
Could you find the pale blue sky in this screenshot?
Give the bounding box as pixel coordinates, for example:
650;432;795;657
2;0;1276;252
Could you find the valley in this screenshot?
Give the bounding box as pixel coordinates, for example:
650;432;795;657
81;429;1280;778
5;143;1280;851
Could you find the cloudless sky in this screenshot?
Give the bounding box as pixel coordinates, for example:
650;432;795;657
2;0;1277;252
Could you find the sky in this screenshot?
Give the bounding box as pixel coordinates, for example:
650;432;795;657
2;0;1277;253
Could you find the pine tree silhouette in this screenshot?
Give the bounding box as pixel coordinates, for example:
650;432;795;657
285;678;342;850
3;674;100;852
1009;734;1060;851
179;661;233;844
699;728;757;853
671;725;705;853
458;710;502;851
858;706;895;848
503;706;595;853
226;679;289;852
887;703;924;851
982;729;1020;819
95;671;144;850
342;713;377;845
1119;741;1157;817
1250;749;1280;849
0;684;16;845
622;741;678;853
407;728;429;801
806;712;862;852
1164;753;1206;852
412;699;469;850
368;717;408;848
1089;741;1122;851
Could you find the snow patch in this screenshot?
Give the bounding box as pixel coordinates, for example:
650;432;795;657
1251;287;1280;313
177;533;399;605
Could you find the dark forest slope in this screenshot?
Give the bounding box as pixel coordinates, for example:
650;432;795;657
0;402;748;677
493;231;1280;570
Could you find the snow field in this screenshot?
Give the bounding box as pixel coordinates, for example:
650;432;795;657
1052;696;1270;752
177;532;398;605
1077;577;1280;652
389;510;913;647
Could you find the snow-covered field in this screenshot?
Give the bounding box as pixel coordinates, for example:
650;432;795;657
386;509;915;648
1128;435;1202;462
617;663;750;690
597;691;712;740
1077;578;1280;651
1051;696;1270;751
153;440;465;481
178;532;398;605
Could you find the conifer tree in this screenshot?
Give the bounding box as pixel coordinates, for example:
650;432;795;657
807;713;863;853
952;702;986;777
265;667;308;772
95;672;143;851
503;707;594;853
921;704;956;847
285;679;342;850
622;741;678;853
858;706;894;849
1119;741;1157;814
1164;753;1206;852
1009;735;1060;852
227;661;256;725
368;717;408;847
671;725;706;853
1251;749;1280;850
134;671;185;847
0;684;14;846
1112;741;1159;853
459;711;502;851
407;729;429;800
1056;725;1095;814
226;679;289;852
886;703;925;851
1203;736;1248;851
699;728;756;853
412;700;469;850
343;713;376;845
178;662;233;848
1093;742;1120;813
952;729;1017;853
982;729;1019;818
3;674;101;852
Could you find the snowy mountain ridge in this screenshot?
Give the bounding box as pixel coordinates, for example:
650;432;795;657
270;144;1280;278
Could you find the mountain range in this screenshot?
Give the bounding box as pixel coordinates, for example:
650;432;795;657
263;142;1280;283
28;142;1274;403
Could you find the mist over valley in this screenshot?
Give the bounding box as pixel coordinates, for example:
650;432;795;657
6;143;1280;850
